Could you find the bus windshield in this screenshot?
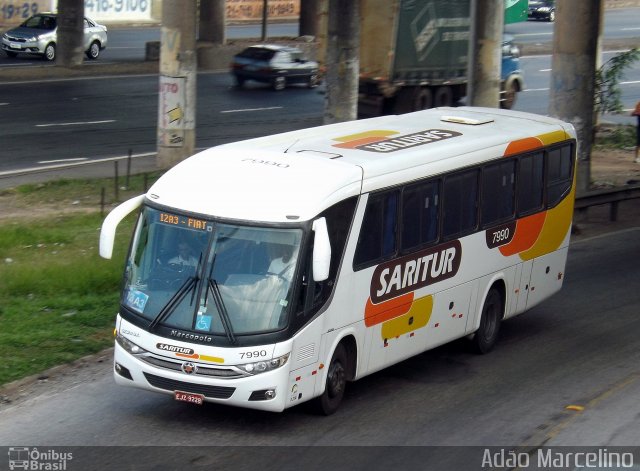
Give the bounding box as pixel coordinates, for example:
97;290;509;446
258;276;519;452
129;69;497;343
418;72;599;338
122;206;303;338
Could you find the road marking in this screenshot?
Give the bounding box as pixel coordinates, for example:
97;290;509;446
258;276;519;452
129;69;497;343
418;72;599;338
514;32;554;37
0;151;156;178
524;88;550;92
38;158;89;164
0;103;8;106
621;80;640;85
540;68;552;72
220;106;282;113
35;119;116;127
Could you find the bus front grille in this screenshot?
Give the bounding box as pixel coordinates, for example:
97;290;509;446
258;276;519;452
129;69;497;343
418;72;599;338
140;354;246;378
143;373;236;399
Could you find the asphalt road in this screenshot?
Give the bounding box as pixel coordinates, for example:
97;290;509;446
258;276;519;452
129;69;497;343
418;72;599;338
0;48;638;183
0;225;638;468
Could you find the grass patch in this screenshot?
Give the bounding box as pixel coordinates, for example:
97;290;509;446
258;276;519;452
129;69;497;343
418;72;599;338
594;124;636;150
0;173;161;386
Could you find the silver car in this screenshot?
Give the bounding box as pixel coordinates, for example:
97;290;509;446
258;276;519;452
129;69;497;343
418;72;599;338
1;13;108;61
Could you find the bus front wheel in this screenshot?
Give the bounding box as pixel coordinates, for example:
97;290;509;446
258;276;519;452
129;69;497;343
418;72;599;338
315;343;347;415
471;288;503;354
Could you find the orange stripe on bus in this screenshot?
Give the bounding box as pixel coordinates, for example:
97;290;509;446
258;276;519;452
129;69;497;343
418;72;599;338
503;137;543;156
364;292;414;327
333;130;399;142
176;352;199;360
499;211;546;256
333;136;388;149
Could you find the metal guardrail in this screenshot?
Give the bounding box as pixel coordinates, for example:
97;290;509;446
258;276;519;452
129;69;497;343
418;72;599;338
575;184;640;221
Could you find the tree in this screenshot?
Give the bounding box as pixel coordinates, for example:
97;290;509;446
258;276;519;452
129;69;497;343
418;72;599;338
594;48;640;115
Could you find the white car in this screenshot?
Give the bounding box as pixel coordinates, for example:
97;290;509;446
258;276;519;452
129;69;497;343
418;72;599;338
1;12;108;61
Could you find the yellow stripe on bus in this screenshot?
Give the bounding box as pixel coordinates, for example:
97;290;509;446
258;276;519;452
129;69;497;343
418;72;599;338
381;295;433;339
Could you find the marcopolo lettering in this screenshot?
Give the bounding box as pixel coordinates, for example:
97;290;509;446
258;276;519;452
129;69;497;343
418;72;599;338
170;330;213;343
371;240;462;303
357;129;462;153
156;343;195;354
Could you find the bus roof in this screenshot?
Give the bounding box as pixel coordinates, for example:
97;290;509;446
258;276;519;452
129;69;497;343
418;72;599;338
148;107;575;223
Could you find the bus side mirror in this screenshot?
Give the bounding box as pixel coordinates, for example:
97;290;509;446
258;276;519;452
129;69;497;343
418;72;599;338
312;217;331;282
99;195;145;259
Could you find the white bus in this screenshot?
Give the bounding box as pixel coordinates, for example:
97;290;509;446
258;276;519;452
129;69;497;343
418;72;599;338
100;107;577;414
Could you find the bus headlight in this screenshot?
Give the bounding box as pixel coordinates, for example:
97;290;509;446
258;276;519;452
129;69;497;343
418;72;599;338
238;353;290;375
116;333;148;355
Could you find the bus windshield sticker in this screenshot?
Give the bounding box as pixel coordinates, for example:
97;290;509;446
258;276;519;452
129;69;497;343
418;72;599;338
195;314;212;331
125;289;149;313
371;240;462;304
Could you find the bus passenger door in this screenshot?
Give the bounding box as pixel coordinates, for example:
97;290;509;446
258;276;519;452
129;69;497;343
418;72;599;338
526;248;569;311
513;260;533;315
506;260;533;317
426;282;474;350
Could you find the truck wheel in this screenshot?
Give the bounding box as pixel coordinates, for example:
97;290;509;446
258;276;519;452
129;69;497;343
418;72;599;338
501;81;518;109
434;86;453;107
413;87;433;110
471;288;503;354
314;343;347;415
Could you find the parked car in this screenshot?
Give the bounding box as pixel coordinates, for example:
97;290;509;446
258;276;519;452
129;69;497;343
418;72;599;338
528;0;556;22
1;12;108;61
231;44;319;91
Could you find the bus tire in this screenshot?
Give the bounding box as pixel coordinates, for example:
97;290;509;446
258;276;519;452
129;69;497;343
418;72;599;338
471;288;503;354
314;343;348;415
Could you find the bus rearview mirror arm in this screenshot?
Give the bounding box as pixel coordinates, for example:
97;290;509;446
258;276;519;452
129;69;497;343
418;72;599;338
99;195;145;259
312;217;331;282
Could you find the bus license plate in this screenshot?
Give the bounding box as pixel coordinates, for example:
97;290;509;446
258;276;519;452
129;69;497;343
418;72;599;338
174;390;204;405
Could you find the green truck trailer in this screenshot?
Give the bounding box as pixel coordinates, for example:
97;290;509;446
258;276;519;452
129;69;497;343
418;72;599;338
320;0;527;117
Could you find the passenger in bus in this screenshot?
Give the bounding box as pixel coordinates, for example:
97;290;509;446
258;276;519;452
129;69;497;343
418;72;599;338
268;244;296;280
169;242;198;268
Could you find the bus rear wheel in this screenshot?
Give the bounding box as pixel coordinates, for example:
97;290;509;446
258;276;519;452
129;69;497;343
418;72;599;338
314;343;347;415
471;288;503;354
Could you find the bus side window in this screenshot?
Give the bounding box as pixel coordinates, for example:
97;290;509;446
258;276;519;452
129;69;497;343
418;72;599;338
402;179;439;252
546;144;574;207
481;159;515;227
354;190;399;269
442;170;479;239
517;152;544;216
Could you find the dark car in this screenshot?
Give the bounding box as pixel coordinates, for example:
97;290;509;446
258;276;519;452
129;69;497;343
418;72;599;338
528;0;556;22
1;12;108;61
231;45;319;91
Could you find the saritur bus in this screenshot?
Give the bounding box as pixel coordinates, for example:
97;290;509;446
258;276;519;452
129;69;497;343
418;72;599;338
100;107;577;414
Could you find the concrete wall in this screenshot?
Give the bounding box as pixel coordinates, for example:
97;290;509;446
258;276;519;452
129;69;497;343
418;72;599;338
0;0;301;28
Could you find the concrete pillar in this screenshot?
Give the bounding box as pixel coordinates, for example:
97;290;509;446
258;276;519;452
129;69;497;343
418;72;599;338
549;0;601;193
157;1;198;169
323;0;359;124
300;0;319;37
199;0;226;44
56;0;84;67
467;0;504;108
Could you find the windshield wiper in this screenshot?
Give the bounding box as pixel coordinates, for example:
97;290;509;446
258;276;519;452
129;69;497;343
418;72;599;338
148;252;203;330
148;276;197;330
208;278;237;345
